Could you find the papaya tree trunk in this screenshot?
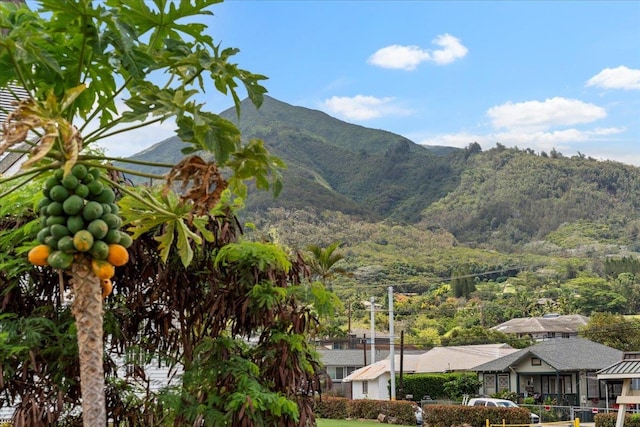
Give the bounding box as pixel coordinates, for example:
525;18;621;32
70;259;106;426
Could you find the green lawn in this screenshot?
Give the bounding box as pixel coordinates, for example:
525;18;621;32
317;419;386;427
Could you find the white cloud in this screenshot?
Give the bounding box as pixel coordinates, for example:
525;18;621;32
487;97;607;131
368;33;467;70
586;66;640;90
416;97;623;160
430;33;469;65
322;95;411;121
367;45;431;71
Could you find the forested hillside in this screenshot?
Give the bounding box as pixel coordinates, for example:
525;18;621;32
420;145;640;249
121;97;640;348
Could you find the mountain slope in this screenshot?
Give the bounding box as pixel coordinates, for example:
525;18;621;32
121;96;640;250
420;147;640;247
125;96;466;222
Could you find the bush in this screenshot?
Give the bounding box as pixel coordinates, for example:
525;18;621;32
423;404;531;427
313;396;348;419
313;397;415;425
314;398;533;426
400;372;468;400
349;399;415;424
595;412;640;427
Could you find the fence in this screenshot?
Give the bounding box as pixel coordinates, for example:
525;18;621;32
520;404;639;423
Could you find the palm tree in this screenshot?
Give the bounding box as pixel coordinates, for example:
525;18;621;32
0;1;282;425
306;241;349;287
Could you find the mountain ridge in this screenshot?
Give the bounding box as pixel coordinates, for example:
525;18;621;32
123;96;640;249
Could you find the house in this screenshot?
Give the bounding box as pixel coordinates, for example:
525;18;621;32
597;351;640;427
470;337;622;408
343;343;518;400
317;348;389;397
491;314;589;341
0;82;30;176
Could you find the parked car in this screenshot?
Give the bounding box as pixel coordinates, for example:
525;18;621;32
467;398;540;423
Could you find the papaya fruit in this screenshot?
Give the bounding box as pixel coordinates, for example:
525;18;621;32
73;230;94;252
49;185;69;202
63;195;84;215
47;202;64;216
48;251;73;269
107;244;129;267
102;279;113;298
91;259;115;280
71;164;88;180
118;232;133;248
28;244;51;266
87;219;109;240
89;240;109;260
82;201;103;221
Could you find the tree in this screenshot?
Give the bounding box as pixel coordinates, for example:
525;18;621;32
579;312;640;351
306;241;349;286
0;1;325;426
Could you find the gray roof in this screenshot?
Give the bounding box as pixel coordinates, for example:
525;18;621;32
470;338;622;372
597;352;640;379
316;349;390;367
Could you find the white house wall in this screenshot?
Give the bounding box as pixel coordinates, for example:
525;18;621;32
377;373;390;400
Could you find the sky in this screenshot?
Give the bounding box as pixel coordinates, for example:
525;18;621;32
102;1;640;166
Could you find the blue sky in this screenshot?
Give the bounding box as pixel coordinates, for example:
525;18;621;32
108;1;640;166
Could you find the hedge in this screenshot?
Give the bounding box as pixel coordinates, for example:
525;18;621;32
313;398;532;426
313;397;415;425
399;372;478;400
595;412;640;427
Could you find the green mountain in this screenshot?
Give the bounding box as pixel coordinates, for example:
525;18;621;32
119;96;640;335
122;96;640;251
124;96;466;222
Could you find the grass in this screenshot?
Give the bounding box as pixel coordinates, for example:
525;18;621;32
316;419;385;427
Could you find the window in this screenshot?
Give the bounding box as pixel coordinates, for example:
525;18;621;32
334;367;344;380
531;358;542;366
362;381;368;394
498;374;510;392
587;372;600;398
542;375;573;394
484;374;497;395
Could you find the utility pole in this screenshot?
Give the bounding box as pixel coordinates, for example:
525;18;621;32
399;330;404;399
370;296;375;365
389;286;396;400
363;333;367;365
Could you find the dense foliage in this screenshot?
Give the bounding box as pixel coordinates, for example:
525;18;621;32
0;1;327;426
0;178;330;426
122;97;640;350
398;372;481;401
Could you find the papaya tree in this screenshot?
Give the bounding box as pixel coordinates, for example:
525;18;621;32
0;1;326;426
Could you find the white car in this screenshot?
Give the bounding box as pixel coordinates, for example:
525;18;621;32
467;398;540;423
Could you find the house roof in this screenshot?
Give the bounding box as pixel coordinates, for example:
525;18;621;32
343;344;517;382
491;314;589;334
597;352;640;379
471;338;622;372
414;344;517;372
317;349;389;367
